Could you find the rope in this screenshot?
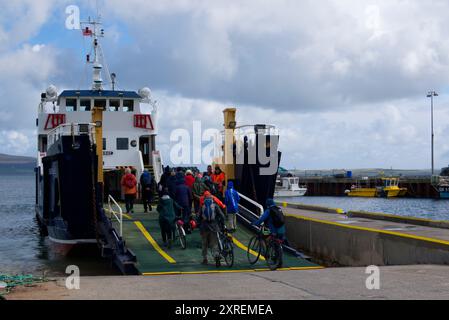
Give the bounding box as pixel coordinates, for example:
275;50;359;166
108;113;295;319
0;274;49;298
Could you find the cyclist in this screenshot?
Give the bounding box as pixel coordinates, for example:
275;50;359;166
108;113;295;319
199;191;226;210
157;189;182;249
251;198;286;242
198;192;226;265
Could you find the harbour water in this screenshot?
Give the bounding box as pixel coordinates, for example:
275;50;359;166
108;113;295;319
277;196;449;221
0;171;118;276
2;172;448;276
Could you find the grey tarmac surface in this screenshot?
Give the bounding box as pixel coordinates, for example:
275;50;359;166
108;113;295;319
7;265;449;300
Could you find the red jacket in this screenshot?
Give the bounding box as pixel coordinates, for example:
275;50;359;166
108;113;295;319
121;173;137;195
211;172;225;193
185;174;195;189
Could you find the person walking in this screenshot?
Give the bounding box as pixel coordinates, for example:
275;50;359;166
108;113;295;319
198;193;226;265
158;166;171;197
206;165;213;177
192;174;209;214
174;177;193;227
211;166;226;200
224;181;240;232
167;170;177;199
185;170;195;189
121;168;137;214
140;169;154;213
203;175;219;197
157;191;181;249
199;191;226;210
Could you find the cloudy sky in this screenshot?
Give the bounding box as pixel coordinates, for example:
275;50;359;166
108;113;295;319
1;0;449;170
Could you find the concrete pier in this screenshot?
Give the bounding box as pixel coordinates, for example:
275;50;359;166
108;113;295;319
6;265;449;300
280;202;449;266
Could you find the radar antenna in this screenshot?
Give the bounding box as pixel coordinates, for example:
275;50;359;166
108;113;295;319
81;15;105;91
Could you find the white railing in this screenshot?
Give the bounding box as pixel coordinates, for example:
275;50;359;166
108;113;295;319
47;123;96;147
237;192;264;219
108;194;123;237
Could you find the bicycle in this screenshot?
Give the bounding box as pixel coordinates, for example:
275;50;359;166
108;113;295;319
175;218;187;249
213;227;234;268
247;226;283;271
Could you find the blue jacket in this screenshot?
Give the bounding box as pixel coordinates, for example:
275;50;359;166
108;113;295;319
167;175;177;199
253;204;286;235
140;171;153;187
174;179;192;207
224;181;240;214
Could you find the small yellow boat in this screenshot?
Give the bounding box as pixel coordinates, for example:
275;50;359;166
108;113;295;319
345;178;407;198
346;187;377;197
380;178;407;198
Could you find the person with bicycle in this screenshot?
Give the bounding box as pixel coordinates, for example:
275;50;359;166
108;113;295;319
157;189;182;249
251;198;286;269
198;192;226;265
251;198;286;242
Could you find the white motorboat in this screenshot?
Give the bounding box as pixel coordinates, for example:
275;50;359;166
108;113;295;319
274;176;307;197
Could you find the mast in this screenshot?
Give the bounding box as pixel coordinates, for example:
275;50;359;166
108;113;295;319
81;16;105;91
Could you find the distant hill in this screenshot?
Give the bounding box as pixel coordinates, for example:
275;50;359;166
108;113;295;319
290;168;434;178
0;154;35;175
0;153;35;164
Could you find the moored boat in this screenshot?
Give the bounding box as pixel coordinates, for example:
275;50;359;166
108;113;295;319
346;187;377;197
34;15;160;273
274;177;307;197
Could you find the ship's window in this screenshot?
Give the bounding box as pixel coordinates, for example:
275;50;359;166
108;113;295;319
116;138;129;150
109;99;120;112
123;100;134;112
103;138;106;150
94;99;106;110
80;99;91;111
65;99;77;112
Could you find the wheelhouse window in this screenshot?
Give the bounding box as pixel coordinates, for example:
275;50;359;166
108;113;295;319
116;138;129;150
65;99;77;112
94;99;106;110
80;99;91;111
109;99;120;111
103;138;107;150
123;100;134;112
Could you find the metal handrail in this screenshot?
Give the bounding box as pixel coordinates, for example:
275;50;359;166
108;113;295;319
108;194;123;237
236;192;264;217
47;123;97;146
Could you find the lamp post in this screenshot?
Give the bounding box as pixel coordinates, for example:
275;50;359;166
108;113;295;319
427;91;438;175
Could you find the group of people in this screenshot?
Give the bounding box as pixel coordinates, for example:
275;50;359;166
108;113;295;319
157;165;241;265
121;165;239;265
120;165;286;266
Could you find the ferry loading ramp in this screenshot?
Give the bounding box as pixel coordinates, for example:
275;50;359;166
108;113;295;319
115;206;321;276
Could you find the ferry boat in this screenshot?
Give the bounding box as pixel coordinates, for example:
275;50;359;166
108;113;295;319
34;17;160;273
274;176;307;198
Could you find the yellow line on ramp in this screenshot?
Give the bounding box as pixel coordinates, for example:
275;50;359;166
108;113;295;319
134;221;176;264
231;236;266;261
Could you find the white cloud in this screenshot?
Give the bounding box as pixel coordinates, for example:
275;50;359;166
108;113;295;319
0;130;31;155
0;0;448;171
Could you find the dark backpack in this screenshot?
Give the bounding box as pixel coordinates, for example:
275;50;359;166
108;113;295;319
269;206;285;228
141;172;153;187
